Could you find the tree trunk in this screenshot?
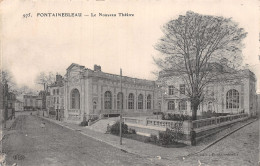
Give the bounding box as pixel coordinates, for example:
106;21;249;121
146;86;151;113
190;98;200;146
191;99;200;121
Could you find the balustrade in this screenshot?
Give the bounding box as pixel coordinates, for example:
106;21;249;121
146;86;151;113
192;113;248;129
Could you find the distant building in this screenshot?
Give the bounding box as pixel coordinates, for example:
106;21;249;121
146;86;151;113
36;97;42;109
7;92;16;109
38;90;47;110
23;95;38;111
257;94;260;116
46;74;65;120
14;99;24;111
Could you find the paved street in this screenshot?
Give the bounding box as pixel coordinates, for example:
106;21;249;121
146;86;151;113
178;119;259;166
1;112;259;166
2;114;161;166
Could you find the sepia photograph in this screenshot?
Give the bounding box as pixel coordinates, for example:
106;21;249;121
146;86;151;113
0;0;259;165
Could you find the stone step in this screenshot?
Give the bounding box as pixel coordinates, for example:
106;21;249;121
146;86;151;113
88;118;117;133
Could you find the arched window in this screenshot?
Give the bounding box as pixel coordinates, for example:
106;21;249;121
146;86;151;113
104;91;112;109
128;93;134;109
179;100;187;110
147;95;151;110
226;89;239;109
168;101;175;110
93;101;97;110
138;94;143;109
71;89;80;109
117;92;123;109
208;102;213;112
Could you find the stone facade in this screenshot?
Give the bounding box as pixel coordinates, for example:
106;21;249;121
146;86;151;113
46;74;65;120
62;63;257;124
64;63;160;123
157;68;257;117
23;95;38;111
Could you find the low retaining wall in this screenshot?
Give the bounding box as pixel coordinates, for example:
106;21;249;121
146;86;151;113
123;113;249;145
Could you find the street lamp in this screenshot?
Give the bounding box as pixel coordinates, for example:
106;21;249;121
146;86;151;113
119;68;123;145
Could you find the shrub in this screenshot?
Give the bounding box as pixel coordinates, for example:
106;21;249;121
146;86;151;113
159;129;177;145
90;116;99;122
128;128;136;134
150;134;158;143
79;121;88;126
153;111;164;115
110;121;128;135
144;137;151;143
49;110;56;116
162;113;191;121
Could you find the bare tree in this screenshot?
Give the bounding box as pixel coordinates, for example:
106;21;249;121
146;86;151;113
15;85;37;95
35;72;55;89
0;69;16;91
154;11;247;120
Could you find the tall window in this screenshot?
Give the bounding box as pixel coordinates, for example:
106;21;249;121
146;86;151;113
128;93;134;109
226;89;239;109
57;89;59;95
147;94;151;109
104;91;112;109
93;101;97;110
168;101;175;110
53;89;55;95
117;92;123;109
138;94;143;109
179;100;187;110
71;89;80;109
180;84;185;94
208;102;213;111
168;86;174;95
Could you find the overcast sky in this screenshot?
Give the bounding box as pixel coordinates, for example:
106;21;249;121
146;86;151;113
1;0;260;92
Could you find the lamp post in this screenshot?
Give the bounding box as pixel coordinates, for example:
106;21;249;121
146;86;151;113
120;68;122;145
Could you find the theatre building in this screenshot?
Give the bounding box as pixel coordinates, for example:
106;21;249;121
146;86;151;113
157;63;257;117
64;63;160;123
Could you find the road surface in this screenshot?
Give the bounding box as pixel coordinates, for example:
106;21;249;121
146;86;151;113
2;114;161;166
179;119;259;165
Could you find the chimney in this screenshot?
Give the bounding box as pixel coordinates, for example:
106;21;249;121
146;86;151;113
94;65;101;72
56;75;63;84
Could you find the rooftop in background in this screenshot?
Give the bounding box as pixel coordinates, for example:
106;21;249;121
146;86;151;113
66;63;156;86
48;74;64;87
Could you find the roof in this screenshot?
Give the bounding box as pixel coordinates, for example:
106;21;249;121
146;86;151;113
66;63;85;71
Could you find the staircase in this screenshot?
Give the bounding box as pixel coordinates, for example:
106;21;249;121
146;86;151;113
88;117;119;133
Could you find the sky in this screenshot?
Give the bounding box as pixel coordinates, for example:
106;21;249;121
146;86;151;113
1;0;260;92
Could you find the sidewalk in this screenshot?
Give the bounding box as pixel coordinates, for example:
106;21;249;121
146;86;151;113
39;116;257;162
0;118;16;142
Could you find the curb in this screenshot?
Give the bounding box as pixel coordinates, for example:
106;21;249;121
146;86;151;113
38;116;154;159
186;118;258;157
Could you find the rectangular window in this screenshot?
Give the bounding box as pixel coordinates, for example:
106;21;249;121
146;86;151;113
180;84;185;94
57;97;59;104
53;89;55;95
54;97;56;103
168;86;174;95
57;89;59;95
